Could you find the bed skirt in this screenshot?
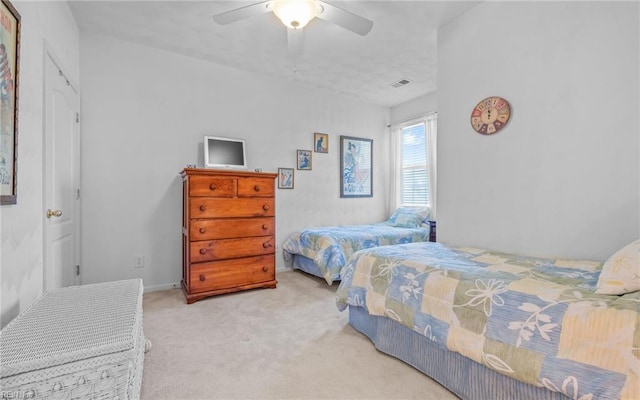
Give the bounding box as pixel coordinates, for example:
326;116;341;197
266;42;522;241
291;254;340;282
348;306;570;400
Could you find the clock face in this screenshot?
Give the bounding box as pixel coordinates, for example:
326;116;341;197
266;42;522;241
470;96;511;135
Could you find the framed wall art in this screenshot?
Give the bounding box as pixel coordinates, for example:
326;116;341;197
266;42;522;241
314;132;328;153
296;149;312;170
0;0;20;205
278;168;294;189
340;135;372;198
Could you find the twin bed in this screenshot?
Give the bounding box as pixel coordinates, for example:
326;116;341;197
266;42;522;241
283;215;639;400
336;241;639;400
282;223;430;284
282;206;432;284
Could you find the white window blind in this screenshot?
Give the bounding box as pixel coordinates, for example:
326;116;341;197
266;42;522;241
401;123;428;206
400;116;435;207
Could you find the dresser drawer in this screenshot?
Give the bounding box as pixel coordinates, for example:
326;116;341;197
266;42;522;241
237;177;274;197
191;236;275;263
190;217;274;240
190;255;275;293
189;176;235;197
190;198;274;218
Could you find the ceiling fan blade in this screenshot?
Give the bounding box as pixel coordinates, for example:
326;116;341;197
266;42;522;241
287;28;304;56
316;1;373;36
212;1;272;25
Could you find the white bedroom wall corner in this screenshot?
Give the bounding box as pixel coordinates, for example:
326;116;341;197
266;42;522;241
0;2;80;327
389;91;437;127
79;33;389;286
437;1;638;261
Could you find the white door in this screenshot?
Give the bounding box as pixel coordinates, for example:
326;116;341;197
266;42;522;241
43;53;80;290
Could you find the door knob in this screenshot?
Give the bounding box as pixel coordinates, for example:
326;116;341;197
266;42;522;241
47;209;62;218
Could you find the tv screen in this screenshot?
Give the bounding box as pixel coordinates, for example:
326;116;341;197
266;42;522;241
204;136;247;169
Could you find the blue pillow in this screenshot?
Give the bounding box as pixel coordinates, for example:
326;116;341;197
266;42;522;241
386;206;430;228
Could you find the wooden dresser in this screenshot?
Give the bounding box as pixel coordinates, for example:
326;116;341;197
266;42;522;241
181;168;277;304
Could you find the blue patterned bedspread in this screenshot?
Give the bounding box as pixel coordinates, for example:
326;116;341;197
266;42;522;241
282;223;429;284
336;242;640;400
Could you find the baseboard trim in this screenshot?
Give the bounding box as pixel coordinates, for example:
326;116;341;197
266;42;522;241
143;282;181;293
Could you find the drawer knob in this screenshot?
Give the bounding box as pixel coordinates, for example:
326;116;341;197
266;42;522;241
254;185;260;192
262;204;269;211
263;242;272;248
199;274;206;282
199;205;207;212
199;227;206;234
209;183;217;190
262;224;268;230
262;266;268;273
199;248;207;255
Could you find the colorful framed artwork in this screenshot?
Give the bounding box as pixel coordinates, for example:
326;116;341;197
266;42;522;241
314;132;328;153
0;0;20;205
340;135;372;198
296;149;312;170
278;168;294;189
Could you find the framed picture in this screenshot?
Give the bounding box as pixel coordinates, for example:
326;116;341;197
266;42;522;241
296;149;312;170
278;168;294;189
0;0;20;205
340;135;373;198
314;132;328;153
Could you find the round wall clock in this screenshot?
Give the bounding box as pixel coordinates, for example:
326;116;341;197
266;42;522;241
470;96;511;135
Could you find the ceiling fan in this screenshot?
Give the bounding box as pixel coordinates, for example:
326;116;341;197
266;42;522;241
212;0;373;55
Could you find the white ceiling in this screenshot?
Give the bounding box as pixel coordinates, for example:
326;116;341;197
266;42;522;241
69;1;480;107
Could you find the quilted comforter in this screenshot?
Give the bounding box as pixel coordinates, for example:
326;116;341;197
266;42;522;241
336;242;639;400
282;223;429;284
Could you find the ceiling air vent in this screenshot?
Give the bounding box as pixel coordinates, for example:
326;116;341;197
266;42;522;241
391;78;412;88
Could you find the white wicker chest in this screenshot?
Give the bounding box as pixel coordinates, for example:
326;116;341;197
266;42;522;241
0;279;146;400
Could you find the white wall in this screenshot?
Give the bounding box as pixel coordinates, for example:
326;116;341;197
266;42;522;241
438;1;639;261
79;33;389;291
0;1;79;327
390;91;437;126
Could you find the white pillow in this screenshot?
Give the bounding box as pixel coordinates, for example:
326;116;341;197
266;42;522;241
595;239;640;295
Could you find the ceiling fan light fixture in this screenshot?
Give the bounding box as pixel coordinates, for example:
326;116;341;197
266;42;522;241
272;0;318;29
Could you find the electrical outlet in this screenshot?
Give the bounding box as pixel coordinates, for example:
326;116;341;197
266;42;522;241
134;255;144;268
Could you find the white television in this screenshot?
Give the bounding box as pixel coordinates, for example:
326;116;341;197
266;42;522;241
204;136;247;169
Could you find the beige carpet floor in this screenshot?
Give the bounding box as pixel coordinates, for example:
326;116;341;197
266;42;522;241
140;270;458;399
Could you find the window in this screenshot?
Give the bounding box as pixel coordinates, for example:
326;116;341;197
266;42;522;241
400;123;428;206
399;113;436;207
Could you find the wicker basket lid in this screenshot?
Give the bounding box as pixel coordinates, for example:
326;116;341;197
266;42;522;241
0;279;143;378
